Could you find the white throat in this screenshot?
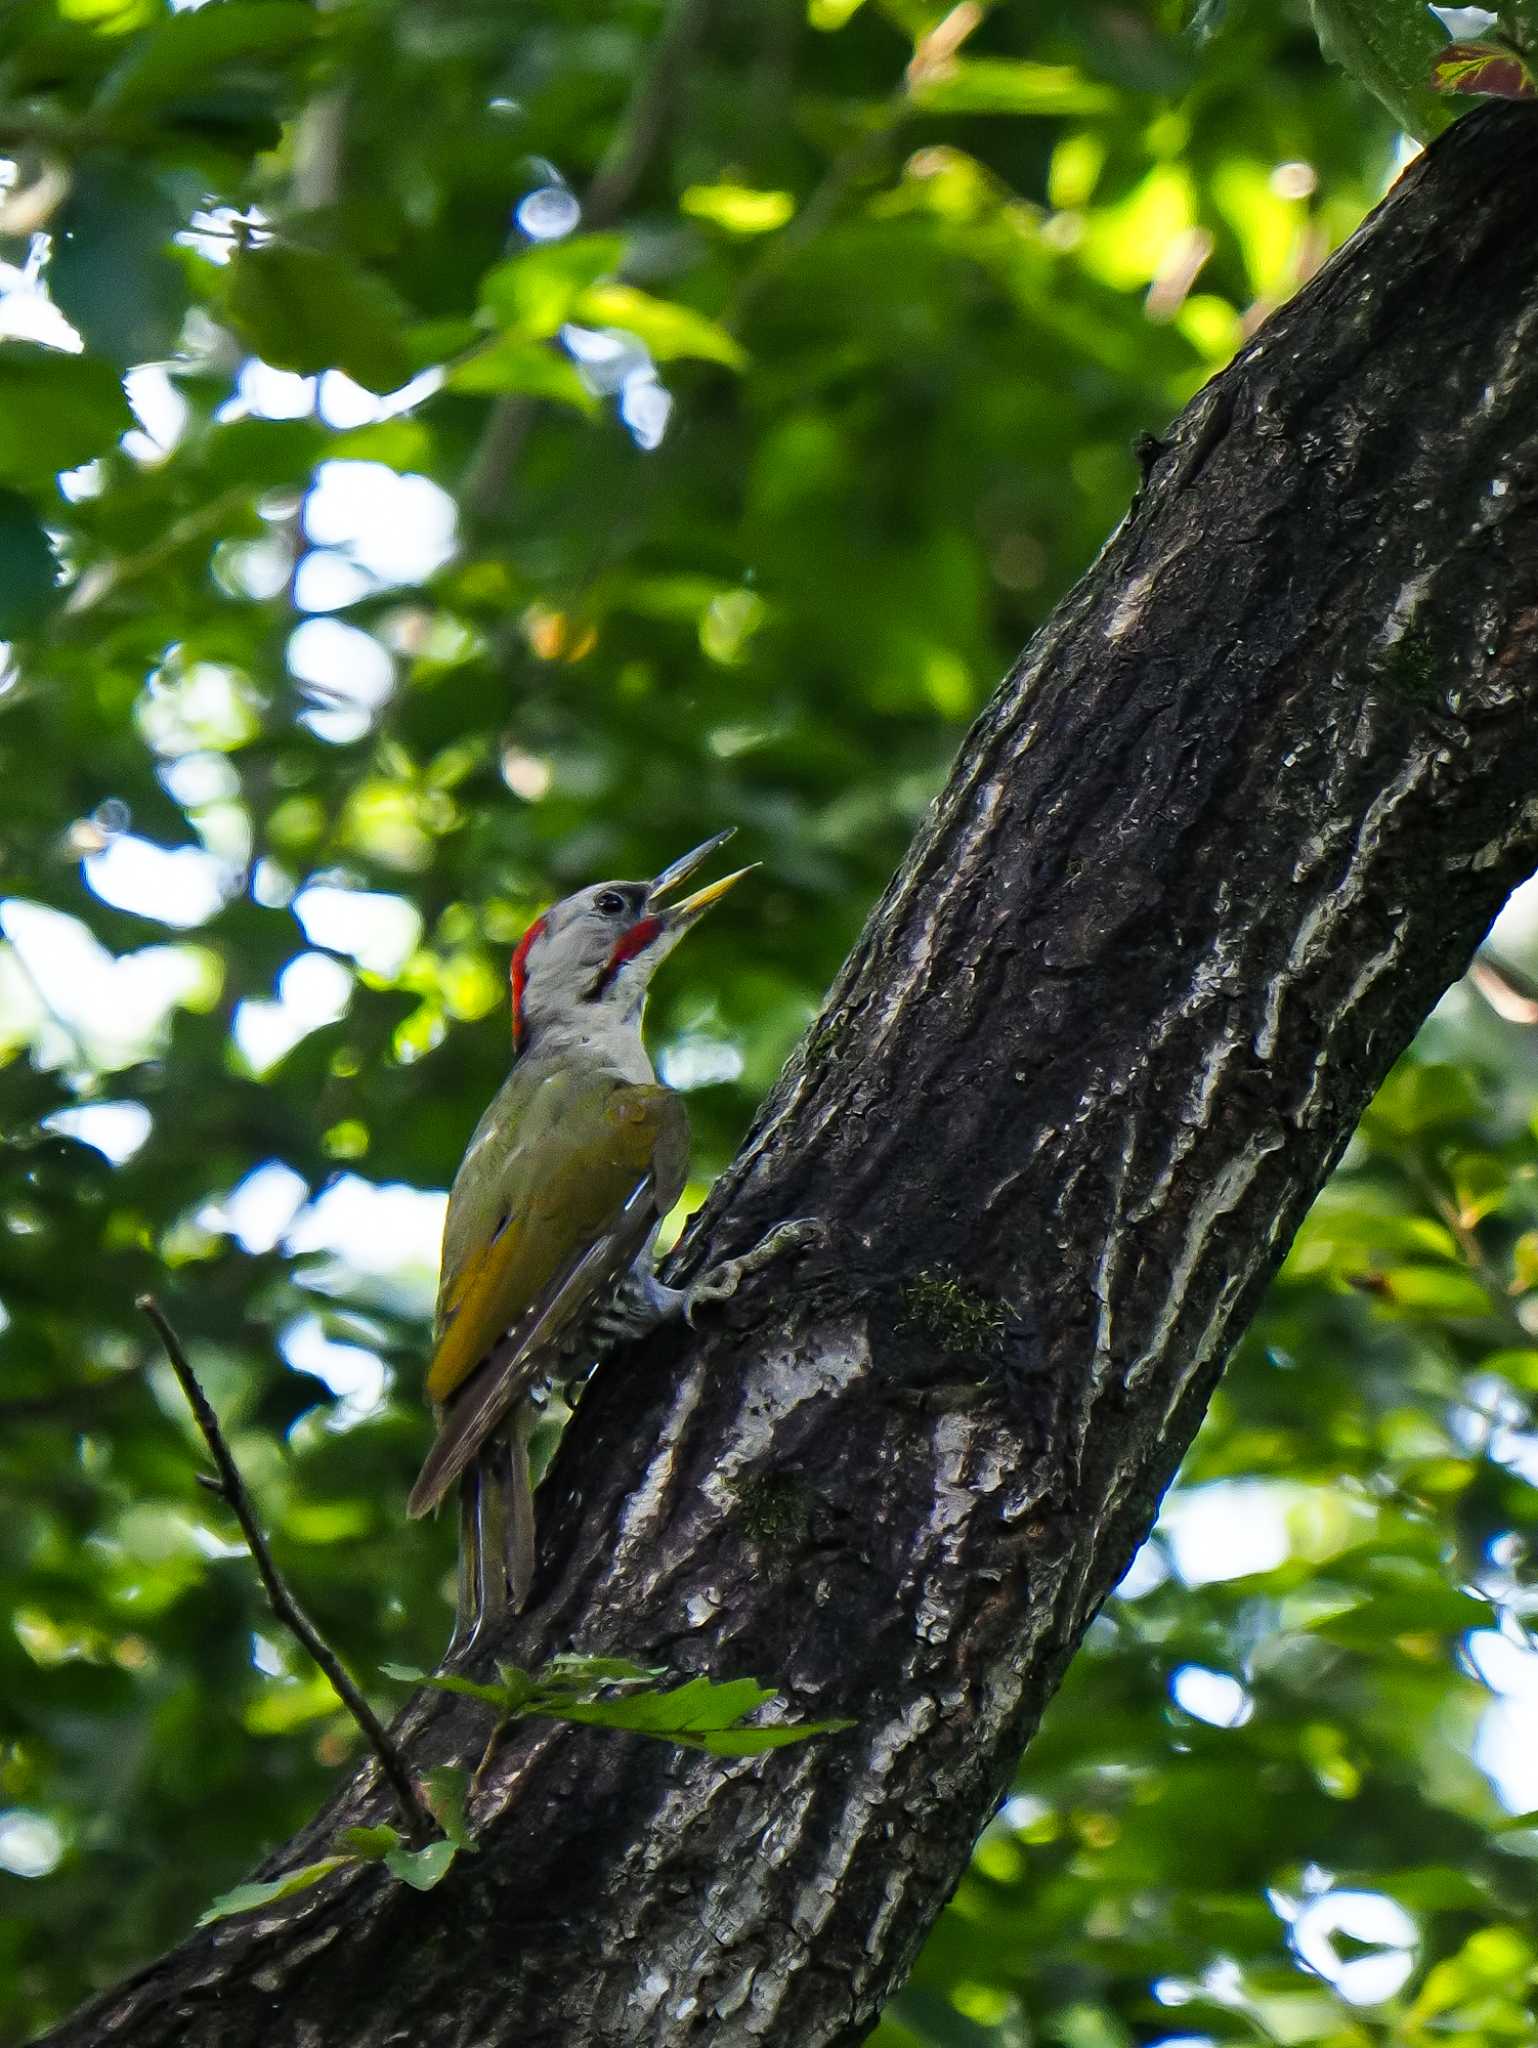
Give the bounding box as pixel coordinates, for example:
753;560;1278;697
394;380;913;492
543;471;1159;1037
521;995;655;1083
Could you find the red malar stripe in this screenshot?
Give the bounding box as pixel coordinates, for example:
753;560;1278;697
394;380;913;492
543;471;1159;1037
596;915;662;996
509;914;548;1050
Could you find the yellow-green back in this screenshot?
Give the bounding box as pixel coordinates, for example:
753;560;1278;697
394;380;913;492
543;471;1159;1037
425;1065;687;1405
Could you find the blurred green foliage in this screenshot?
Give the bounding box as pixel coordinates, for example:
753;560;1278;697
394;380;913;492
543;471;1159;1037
1;1;1535;2043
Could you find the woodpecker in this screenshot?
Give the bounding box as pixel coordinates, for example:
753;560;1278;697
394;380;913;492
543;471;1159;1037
407;831;750;1644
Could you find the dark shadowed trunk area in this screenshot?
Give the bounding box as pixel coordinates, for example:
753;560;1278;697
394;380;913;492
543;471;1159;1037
43;103;1538;2048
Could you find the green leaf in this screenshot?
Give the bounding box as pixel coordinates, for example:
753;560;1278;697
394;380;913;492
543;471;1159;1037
444;336;594;410
541;1674;744;1734
424;1766;473;1849
1305;1587;1490;1647
197;1856;351;1925
1407;1925;1538;2024
1366;1059;1484;1135
1431;40;1536;99
479;236;626;338
1309;0;1452;139
95;1;318;111
538;1654;666;1688
529;1671;849;1753
906;58;1115;116
1448;1148;1511;1228
330;418;433;470
491;1663;537;1712
1288;1190;1457;1267
383;1839;458;1891
1377;1264;1492;1316
1510;1236;1538;1297
1479;1346;1538;1391
676;1719;855;1756
224;242;412;393
672;1676;778;1732
0;346;131;486
201;414;328;488
380;1662;514;1710
338;1824;403;1860
0;490;61;635
48;159;190;366
394;1655;856;1758
404;316;484;366
680;184;796;235
242;1671;339;1735
573;285;746;369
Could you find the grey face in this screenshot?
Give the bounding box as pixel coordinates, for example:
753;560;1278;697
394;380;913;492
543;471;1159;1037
542;882;657;989
512;833;748;1047
542;882;649;951
517;881;675;1037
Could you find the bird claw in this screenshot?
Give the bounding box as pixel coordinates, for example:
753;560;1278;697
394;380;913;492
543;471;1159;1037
685;1218;825;1323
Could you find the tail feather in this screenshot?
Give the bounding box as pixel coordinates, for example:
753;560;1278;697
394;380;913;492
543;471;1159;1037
410;1186;659;1521
452;1462;488;1651
446;1429;537;1652
500;1429;536;1610
408;1340;526;1519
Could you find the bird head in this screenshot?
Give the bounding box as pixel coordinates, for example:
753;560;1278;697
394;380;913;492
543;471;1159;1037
508;830;751;1051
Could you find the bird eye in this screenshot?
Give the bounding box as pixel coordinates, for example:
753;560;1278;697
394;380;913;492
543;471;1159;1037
595;890;627;917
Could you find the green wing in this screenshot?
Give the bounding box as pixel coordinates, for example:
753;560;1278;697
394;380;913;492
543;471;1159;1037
407;1074;688;1517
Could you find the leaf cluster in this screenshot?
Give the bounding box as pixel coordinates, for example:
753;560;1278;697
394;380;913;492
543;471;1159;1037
198;1656;845;1925
386;1650;852;1756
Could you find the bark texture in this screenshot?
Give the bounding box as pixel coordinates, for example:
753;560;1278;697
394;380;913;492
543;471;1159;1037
45;103;1538;2048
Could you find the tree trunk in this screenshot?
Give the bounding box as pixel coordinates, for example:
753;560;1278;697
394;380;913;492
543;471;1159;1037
44;103;1538;2048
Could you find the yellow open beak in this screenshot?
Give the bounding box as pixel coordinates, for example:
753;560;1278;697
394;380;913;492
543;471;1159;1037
648;830;755;922
649;828;737;904
665;864;757;922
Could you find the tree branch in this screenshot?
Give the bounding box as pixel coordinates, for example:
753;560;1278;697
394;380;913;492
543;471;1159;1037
136;1297;434;1849
42;103;1538;2048
458;0;714;532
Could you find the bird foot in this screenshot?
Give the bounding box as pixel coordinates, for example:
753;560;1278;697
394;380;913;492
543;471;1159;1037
685;1218;825;1322
587;1268;683;1350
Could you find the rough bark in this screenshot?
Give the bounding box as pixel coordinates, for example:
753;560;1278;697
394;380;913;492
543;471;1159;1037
44;103;1538;2048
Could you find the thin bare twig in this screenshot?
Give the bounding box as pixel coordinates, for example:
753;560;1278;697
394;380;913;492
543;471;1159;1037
137;1295;433;1846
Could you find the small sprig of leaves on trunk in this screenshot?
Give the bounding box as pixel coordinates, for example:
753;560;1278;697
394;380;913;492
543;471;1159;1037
384;1650;852;1758
198;1655;849;1924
